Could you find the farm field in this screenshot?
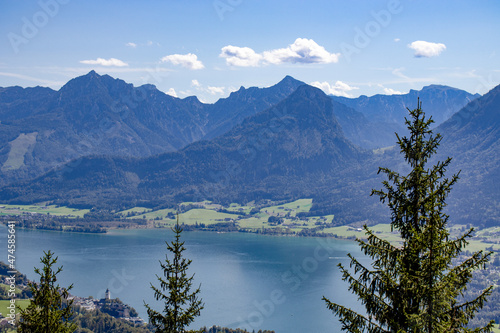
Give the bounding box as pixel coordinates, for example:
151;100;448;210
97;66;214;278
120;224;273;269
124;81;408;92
0;204;89;218
0;299;29;318
1;199;499;257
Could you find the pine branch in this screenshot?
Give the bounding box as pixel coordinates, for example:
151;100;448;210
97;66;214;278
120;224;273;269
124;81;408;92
323;298;388;333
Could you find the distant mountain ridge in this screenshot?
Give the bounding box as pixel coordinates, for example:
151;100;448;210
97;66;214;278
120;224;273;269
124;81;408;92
436;84;500;226
1;72;497;227
0;79;500;225
204;75;305;139
0;86;57;121
0;72;477;185
332;84;479;125
331;85;480;148
0;71;303;185
0;85;374;219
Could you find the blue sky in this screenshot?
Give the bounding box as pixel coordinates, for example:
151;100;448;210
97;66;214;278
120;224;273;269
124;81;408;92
1;0;499;102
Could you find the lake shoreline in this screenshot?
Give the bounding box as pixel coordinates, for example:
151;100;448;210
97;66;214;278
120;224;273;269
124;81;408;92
1;220;363;242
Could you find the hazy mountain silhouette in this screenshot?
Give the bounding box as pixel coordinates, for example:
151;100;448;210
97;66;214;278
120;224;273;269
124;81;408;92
437;84;500;226
331;85;480;149
1;73;497;227
0;72;303;185
0;85;370;217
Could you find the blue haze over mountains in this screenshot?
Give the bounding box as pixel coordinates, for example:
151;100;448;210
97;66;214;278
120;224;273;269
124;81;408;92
0;71;304;184
331;85;480;149
0;72;498;227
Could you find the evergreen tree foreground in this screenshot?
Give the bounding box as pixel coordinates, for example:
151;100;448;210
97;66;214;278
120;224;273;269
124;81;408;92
323;100;495;332
17;250;77;333
145;216;204;333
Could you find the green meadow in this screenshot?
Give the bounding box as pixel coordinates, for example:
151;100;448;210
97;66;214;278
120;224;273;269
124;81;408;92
0;298;30;318
1;199;499;255
0;204;89;218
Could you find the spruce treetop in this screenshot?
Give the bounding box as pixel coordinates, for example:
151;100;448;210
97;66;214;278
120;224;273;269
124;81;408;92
324;99;494;333
145;216;204;333
17;250;77;333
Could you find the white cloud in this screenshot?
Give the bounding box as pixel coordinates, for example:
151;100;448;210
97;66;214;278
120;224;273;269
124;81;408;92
220;38;340;67
264;38;340;65
383;87;403;95
125;41;160;48
165;88;178;97
394;38;400;42
377;84;403;95
408;41;446;58
310;80;358;97
190;79;225;96
80;58;129;67
207;86;225;95
219;46;263;67
161;53;205;70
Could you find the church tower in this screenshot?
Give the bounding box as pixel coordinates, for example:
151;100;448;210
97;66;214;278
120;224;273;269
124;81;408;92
105;288;111;300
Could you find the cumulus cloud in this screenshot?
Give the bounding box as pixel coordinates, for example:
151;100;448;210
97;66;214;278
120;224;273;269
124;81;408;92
220;46;263;67
207;86;225;95
408;41;446;58
310;80;358;97
190;79;225;96
220;38;340;67
166;88;178;97
383;87;403;95
263;38;340;65
125;42;137;48
80;58;129;67
161;53;205;70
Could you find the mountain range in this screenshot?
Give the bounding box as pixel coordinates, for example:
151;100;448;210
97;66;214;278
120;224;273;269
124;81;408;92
0;72;497;226
331;85;479;149
438;85;500;226
0;71;304;185
0;72;477;184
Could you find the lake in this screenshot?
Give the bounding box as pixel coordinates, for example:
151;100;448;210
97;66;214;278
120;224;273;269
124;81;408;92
0;225;368;332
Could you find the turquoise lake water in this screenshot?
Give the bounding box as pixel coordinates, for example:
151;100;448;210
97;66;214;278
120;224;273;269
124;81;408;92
0;225;368;332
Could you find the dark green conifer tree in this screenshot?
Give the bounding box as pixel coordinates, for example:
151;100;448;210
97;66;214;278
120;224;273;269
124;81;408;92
145;216;204;333
323;100;494;332
18;250;77;333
